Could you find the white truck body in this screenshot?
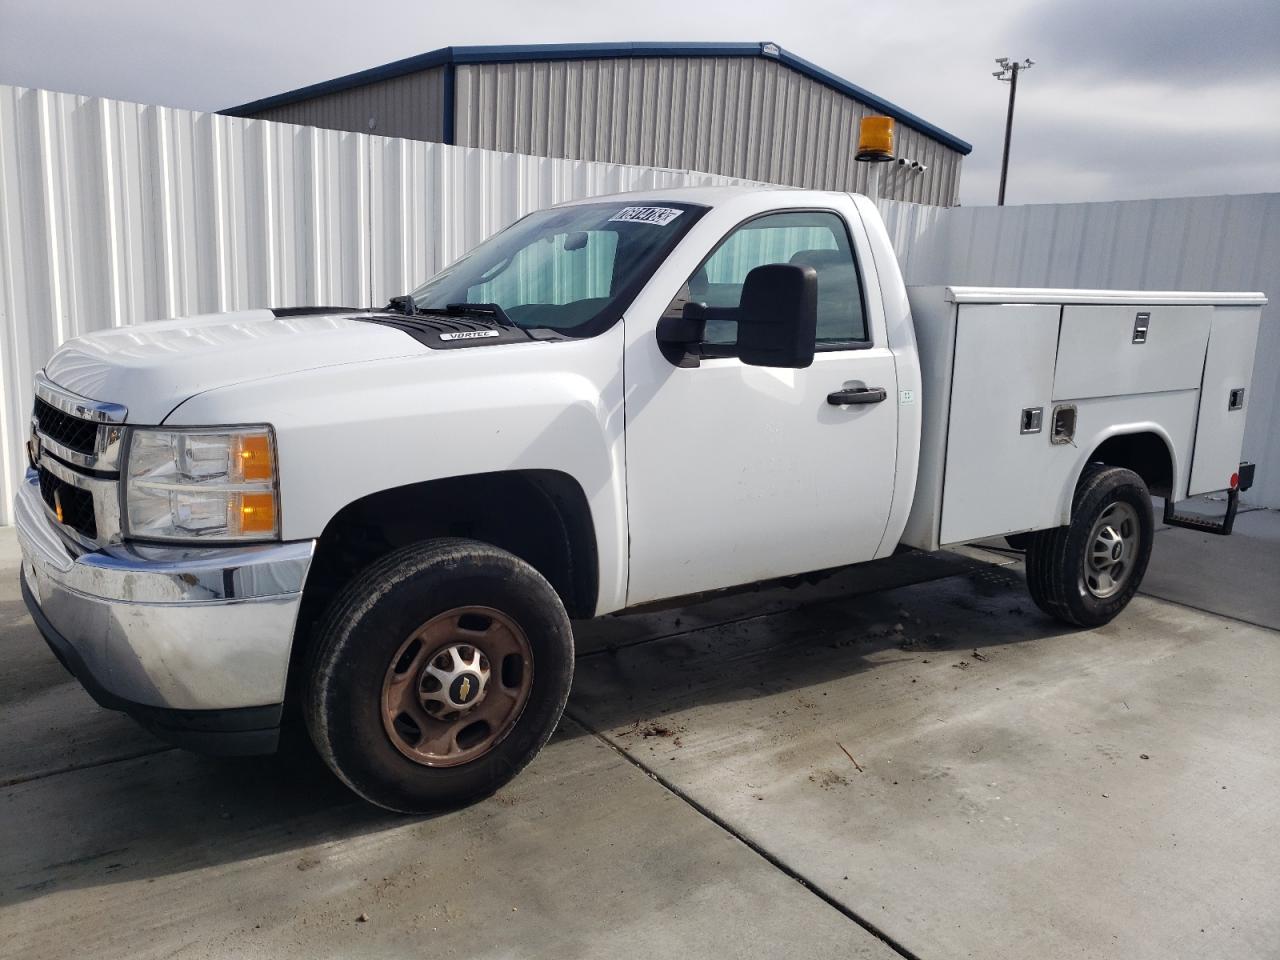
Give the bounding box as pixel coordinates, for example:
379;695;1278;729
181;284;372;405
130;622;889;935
13;185;1265;805
903;286;1265;550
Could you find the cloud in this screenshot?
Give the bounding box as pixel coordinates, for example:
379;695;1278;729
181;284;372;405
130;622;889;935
1016;0;1280;82
970;106;1280;204
0;0;1275;207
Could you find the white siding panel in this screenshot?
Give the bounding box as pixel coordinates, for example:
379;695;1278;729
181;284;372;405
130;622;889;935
0;85;759;523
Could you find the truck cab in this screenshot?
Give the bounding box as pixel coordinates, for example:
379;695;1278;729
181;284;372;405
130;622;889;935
15;186;1264;812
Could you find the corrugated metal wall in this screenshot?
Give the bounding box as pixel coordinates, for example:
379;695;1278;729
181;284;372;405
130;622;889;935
0;85;767;525
454;57;962;205
249;66;448;142
896;194;1280;509
1;83;1274;524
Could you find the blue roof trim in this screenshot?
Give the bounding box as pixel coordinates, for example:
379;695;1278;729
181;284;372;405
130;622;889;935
222;47;457;116
452;41;765;63
222;41;972;155
770;48;972;154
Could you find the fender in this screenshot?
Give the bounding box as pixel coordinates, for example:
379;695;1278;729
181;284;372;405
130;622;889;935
165;325;630;614
1057;420;1180;525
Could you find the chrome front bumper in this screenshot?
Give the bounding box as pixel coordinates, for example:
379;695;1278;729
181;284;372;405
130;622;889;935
15;469;314;754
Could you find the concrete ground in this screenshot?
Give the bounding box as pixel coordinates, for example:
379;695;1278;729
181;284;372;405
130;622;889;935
2;511;1277;960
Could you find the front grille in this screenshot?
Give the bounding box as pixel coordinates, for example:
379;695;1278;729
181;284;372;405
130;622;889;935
37;467;97;540
34;397;99;456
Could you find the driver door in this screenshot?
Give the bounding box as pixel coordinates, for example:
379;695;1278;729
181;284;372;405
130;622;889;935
623;206;899;606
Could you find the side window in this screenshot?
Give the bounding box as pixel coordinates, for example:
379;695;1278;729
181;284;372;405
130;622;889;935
670;211;868;351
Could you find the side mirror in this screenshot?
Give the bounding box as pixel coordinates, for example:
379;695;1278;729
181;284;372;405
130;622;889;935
655;302;707;366
737;264;818;369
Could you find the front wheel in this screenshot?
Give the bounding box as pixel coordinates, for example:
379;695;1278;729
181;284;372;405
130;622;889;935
1025;465;1154;627
304;538;574;813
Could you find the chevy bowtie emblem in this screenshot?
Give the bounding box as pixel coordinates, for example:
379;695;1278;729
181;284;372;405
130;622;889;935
458;676;472;702
53;489;64;524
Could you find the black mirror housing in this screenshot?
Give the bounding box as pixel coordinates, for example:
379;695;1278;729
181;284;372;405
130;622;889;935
737;263;818;369
655;302;708;366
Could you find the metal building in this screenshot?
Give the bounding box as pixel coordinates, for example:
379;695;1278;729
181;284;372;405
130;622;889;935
223;42;971;206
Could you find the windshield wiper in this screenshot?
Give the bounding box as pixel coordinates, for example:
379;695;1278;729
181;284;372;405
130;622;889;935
387;294;418;316
443;302;518;328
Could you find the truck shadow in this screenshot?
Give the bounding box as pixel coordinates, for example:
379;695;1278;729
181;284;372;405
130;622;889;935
566;549;1075;735
0;549;1075;911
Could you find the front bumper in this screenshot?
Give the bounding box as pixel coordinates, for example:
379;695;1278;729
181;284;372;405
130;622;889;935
15;469;314;755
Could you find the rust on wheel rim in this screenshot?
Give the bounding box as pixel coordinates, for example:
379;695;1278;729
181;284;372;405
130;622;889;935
380;606;534;767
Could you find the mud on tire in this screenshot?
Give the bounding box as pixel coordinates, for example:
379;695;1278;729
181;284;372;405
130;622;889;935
304;538;574;813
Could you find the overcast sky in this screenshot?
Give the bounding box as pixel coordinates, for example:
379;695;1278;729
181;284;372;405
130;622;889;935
1;0;1276;206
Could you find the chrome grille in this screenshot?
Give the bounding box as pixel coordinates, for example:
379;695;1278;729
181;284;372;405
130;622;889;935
30;372;128;546
37;465;98;540
33;396;100;455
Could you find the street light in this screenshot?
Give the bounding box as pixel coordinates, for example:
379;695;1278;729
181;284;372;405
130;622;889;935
993;57;1034;206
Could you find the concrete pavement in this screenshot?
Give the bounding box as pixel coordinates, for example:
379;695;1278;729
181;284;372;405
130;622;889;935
1143;507;1280;630
2;516;1277;959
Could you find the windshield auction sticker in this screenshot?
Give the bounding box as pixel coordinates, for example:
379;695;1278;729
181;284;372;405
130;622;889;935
608;206;684;226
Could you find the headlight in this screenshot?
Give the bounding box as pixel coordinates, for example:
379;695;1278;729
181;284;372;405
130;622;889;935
124;426;279;542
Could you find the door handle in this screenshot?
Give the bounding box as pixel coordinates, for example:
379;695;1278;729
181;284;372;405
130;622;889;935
827;386;887;406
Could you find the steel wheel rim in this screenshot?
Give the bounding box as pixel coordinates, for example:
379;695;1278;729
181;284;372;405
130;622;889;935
380;606;534;768
1083;500;1141;599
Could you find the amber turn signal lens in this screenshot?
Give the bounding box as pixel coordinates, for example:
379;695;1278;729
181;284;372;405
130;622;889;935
235;433;274;482
238;492;277;535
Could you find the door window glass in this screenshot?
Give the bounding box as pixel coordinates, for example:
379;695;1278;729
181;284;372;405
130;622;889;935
672;210;868;350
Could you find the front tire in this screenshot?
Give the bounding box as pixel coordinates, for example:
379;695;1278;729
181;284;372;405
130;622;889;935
304;538;574;813
1025;465;1154;627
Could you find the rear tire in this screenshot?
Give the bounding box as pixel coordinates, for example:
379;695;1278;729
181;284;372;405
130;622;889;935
1025;465;1153;627
304;538;574;813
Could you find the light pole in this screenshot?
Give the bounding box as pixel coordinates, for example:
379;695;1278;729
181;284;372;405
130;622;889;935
992;57;1034;206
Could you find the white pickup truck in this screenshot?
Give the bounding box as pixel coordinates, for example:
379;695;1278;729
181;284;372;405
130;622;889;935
16;186;1264;812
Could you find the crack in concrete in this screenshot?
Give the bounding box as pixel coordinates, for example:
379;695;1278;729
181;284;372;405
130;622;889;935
565;705;926;960
1136;590;1279;634
1;746;173;788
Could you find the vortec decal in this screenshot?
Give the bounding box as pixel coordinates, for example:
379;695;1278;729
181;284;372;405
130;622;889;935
440;330;501;341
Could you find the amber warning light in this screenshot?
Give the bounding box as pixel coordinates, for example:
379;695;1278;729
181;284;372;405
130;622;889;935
856;116;895;162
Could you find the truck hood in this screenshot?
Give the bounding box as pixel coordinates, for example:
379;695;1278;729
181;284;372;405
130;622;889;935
43;309;427;423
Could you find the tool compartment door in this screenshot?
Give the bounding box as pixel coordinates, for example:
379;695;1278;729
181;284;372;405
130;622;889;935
1052;304;1211;400
939;303;1062;545
1188;306;1262;495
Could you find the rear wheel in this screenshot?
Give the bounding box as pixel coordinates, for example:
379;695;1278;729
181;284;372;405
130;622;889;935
304;538;573;813
1025;465;1153;627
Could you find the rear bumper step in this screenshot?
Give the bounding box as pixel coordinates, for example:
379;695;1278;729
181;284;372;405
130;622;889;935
1163;462;1254;536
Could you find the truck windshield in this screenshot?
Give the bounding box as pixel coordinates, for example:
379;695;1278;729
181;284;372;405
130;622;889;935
408;201;706;337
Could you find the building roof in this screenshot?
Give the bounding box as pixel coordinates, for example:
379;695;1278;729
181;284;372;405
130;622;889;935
222;41;972;155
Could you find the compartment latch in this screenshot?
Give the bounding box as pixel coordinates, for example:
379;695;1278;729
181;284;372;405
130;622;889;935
1132;311;1150;344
